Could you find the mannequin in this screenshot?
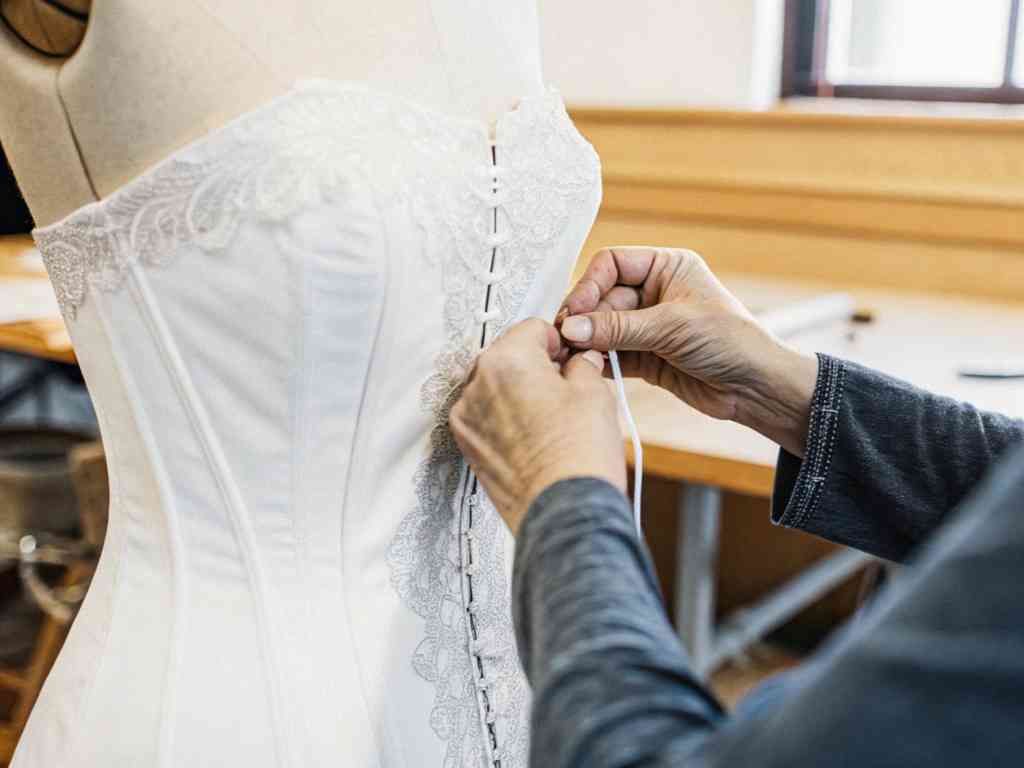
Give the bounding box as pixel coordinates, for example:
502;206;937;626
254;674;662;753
0;0;545;227
6;4;604;766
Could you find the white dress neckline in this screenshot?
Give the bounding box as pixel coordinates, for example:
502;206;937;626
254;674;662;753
34;78;562;238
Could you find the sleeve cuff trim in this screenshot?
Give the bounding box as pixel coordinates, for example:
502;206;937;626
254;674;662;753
776;354;846;530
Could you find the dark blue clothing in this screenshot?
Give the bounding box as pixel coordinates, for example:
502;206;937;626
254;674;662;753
513;354;1024;767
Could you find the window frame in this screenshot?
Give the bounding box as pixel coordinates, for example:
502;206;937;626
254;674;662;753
781;0;1024;104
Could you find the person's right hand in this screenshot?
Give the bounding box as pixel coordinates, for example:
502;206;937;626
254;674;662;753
558;247;819;457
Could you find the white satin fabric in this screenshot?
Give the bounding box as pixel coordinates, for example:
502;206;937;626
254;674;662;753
22;79;601;768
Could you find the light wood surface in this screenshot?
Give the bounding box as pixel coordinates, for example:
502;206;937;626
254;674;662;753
619;272;1024;497
0;235;73;363
570;106;1024;303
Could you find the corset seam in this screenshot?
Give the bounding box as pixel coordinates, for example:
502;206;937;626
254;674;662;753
102;283;189;768
126;263;293;768
337;204;393;765
275;225;316;763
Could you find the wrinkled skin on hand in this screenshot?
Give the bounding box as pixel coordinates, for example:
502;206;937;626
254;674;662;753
558;247;818;457
449;318;625;535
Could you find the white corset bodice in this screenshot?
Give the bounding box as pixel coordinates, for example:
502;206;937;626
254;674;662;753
20;79;601;768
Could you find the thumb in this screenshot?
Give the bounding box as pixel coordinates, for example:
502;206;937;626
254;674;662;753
562;350;606;383
560;304;672;352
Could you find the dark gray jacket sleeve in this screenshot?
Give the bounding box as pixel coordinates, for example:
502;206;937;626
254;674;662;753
513;478;726;768
515;454;1024;768
772;354;1024;561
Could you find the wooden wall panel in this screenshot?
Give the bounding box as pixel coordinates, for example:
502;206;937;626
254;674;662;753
570;107;1024;303
581;214;1024;303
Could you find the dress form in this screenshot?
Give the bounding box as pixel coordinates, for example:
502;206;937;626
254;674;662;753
0;0;545;227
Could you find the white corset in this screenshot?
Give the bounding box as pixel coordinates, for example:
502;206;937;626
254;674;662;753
20;79;601;768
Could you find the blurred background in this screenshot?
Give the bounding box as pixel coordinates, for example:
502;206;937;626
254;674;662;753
1;0;1023;761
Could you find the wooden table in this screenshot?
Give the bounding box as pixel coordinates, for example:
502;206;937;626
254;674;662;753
0;235;73;364
625;273;1024;674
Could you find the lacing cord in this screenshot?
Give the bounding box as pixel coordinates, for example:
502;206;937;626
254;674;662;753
476;269;508;286
467;155;528;768
475;164;509;326
609;350;644;538
463;491;505;766
474;157;644;542
482;164;509;208
475;309;503;324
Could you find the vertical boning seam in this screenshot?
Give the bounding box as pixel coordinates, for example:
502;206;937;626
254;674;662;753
125;263;293;768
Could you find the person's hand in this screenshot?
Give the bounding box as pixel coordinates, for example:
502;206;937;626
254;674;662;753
558;247;818;457
449;318;626;536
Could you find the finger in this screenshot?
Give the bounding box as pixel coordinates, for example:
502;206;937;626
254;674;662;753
562;350;606;382
595;284;643;314
608;350;646;378
463;355;481;386
561;247;660;317
553;343;572;366
562;304;677;352
545;323;567;362
501;317;563;362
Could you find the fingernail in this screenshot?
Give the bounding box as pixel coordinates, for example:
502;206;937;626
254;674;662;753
561;316;593;343
582;350;604;370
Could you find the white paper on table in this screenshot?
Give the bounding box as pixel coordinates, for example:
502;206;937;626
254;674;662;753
0;279;61;323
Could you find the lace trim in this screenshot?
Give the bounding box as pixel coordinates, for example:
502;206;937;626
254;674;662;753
33;81;498;321
387;91;600;767
32;79;601;767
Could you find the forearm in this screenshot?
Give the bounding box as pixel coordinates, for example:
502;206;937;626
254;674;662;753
733;338;819;458
513;477;725;768
771;354;1024;561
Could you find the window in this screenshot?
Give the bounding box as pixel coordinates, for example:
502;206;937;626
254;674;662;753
783;0;1024;103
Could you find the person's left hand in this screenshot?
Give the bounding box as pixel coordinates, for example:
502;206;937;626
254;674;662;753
449;318;627;536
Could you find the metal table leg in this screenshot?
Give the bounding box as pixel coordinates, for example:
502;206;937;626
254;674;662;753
706;548;874;672
675;483;721;678
673;482;874;680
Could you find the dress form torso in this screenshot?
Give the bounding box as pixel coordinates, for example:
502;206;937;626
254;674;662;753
0;0;545;226
5;4;605;766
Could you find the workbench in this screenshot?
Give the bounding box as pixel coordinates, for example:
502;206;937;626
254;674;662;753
0;235;72;364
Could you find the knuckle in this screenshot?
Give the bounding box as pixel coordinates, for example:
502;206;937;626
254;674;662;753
604;311;626;345
665;248;705;285
678;247;704;265
670;247;703;269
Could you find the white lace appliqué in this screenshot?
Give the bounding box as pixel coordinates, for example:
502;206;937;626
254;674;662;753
34;82;478;321
32;81;601;768
387;94;600;767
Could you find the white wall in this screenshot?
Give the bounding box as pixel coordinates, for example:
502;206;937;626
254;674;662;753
539;0;786;109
